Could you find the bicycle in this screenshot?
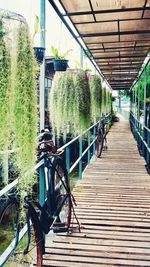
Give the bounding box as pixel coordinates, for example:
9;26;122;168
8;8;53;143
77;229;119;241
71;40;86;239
96;116;109;158
0;130;79;267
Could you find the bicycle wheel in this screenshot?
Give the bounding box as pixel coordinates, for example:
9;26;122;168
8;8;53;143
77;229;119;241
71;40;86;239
96;127;104;158
0;199;43;267
0;199;19;255
51;157;72;229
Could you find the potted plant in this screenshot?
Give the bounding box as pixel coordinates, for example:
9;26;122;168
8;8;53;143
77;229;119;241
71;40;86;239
33;15;45;64
51;46;72;71
84;68;92;79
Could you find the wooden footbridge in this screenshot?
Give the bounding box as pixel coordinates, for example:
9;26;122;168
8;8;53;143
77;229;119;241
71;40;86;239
43;115;150;267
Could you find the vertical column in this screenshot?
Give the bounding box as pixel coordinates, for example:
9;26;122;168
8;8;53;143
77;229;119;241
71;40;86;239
144;69;147;126
143;69;147;158
40;0;46;131
80;47;84;69
39;0;46;209
137;80;140;123
66;146;70;173
87;130;91;164
93;125;96;156
79;137;83;179
39;165;45;205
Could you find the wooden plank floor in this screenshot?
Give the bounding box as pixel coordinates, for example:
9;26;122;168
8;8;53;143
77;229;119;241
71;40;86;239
44;115;150;267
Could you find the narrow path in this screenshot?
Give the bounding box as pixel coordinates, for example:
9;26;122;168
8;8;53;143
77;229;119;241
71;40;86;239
44;115;150;267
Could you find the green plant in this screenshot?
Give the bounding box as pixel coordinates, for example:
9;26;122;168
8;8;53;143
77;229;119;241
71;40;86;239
89;75;102;122
0;20;11;151
13;23;38;199
51;46;72;60
32;15;40;41
50;71;91;138
0;20;12;186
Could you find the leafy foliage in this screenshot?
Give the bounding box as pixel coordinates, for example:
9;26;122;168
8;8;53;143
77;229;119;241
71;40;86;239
50;71;91;138
89;75;102;122
51;46;72;60
13;24;38;196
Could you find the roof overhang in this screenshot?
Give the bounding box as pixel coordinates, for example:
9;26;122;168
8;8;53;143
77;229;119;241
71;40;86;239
49;0;150;90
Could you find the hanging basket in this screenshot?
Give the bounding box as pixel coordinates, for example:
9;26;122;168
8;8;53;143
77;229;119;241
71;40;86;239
53;59;68;71
33;47;45;64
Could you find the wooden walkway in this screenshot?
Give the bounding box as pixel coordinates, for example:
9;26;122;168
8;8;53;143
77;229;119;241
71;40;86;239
44;115;150;267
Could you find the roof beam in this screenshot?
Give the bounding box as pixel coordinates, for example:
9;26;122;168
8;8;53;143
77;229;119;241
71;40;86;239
63;7;150;16
90;46;150;51
75;17;150;25
95;55;146;60
81;30;150;38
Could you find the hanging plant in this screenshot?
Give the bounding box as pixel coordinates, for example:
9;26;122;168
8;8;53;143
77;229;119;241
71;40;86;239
50;71;75;138
13;23;38;197
73;72;91;133
50;71;91;138
89;75;102;122
102;86;107;115
0;20;11;151
0;20;12;186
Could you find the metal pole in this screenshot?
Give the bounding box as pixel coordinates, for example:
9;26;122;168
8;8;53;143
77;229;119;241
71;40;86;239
93;125;96;156
144;69;147;126
79;137;83;179
40;0;46;130
66;147;70;173
137;80;140;122
87;130;91;164
80;47;83;68
134;86;137;117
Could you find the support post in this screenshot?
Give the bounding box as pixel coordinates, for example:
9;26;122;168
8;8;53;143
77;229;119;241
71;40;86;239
39;166;45;205
40;0;46;131
143;69;147;158
135;86;137;119
93;125;96;156
144;69;147;127
79;137;82;179
146;131;150;170
87;130;91;164
80;47;84;68
66;146;70;173
137;80;140;123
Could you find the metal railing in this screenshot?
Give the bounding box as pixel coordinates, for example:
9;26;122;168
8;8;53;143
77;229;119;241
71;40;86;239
130;112;150;169
0;113;111;266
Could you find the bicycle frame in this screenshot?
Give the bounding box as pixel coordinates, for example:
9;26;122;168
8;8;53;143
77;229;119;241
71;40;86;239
11;154;70;255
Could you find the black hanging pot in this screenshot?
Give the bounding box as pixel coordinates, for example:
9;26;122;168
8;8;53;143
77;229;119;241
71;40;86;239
34;47;45;64
53;59;68;71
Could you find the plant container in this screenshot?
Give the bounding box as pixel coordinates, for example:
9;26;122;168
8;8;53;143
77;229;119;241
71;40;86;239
34;47;45;64
53;59;68;71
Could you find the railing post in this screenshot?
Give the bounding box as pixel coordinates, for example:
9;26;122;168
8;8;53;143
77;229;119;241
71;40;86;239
93;125;96;156
87;130;91;164
39;165;45;205
79;137;82;179
147;131;150;169
143;69;147;157
144;69;147;126
66;146;70;173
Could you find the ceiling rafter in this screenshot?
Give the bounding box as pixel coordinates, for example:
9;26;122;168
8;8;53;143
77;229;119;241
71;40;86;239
63;7;150;17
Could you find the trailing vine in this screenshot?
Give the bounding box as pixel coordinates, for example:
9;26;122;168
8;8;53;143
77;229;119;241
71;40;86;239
0;20;11;151
50;71;91;138
89;75;102;122
73;72;91;133
13;23;38;197
0;20;12;186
